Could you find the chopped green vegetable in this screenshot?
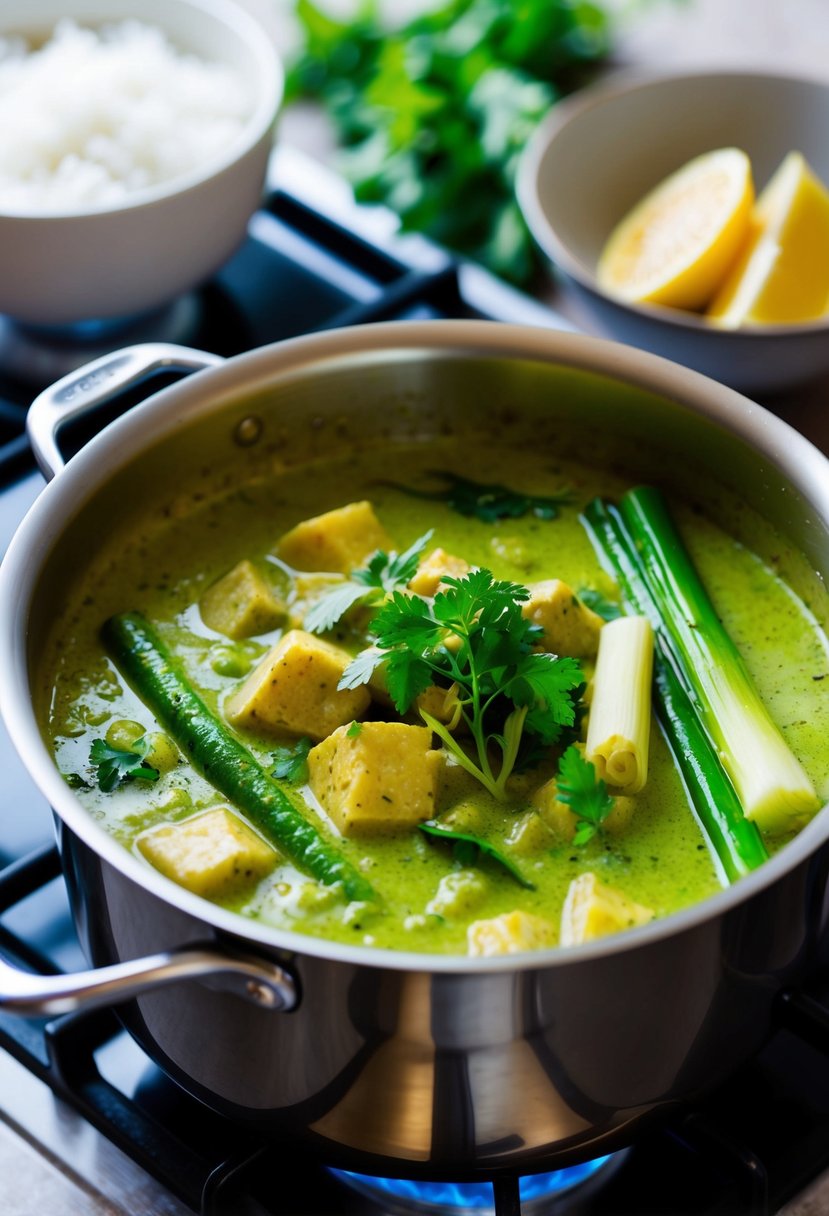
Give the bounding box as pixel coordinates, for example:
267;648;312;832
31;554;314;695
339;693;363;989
272;736;313;783
346;720;363;738
380;471;571;522
286;0;613;284
340;569;583;800
618;486;820;836
582;495;771;881
419;821;535;888
89;737;160;793
305;530;433;634
555;744;614;845
102;612;375;901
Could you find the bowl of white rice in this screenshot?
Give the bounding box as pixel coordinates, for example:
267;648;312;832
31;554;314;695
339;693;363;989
0;0;282;326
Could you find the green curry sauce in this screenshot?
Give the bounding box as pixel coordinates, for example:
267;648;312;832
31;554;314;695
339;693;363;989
40;439;829;954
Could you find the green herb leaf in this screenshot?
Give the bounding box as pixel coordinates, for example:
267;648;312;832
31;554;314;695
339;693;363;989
420;821;536;888
556;744;614;844
346;720;363;738
305;530;433;634
89;737;160;793
346;569;583;800
381;471;572;522
576;587;622;621
272;737;313;783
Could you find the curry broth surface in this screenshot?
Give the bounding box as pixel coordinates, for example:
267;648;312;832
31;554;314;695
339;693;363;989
40;439;829;954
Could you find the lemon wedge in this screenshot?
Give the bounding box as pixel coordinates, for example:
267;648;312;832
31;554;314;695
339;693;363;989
707;152;829;327
597;148;754;310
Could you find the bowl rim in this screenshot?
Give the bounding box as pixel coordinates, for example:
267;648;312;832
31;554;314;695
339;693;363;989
516;65;829;340
0;0;283;221
3;319;829;975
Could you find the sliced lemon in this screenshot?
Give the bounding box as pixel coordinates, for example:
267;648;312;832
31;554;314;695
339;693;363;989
707;151;829;327
597;148;754;310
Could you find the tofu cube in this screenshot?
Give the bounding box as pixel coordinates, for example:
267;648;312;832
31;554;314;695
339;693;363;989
224;629;370;739
522;579;605;657
409;547;470;597
308;722;442;835
505;810;555;857
200;559;285;639
560;872;654;946
137;808;277;898
467;910;556;957
275;501;393;573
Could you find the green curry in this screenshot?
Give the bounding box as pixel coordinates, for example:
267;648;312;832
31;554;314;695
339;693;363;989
39;438;829;955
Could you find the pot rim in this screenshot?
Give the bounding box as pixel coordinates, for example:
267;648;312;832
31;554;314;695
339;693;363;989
3;318;829;974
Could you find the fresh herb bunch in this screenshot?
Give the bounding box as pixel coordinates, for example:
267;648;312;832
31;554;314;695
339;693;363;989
305;530;433;634
286;0;613;284
89;737;160;793
381;471;572;522
341;568;583;800
555;743;614;844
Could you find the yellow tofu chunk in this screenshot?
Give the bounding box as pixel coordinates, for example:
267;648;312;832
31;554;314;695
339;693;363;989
308;722;442;835
409;547;471;597
137;807;277;898
200;559;285;640
274;501;393;573
505;809;556;856
467;910;556;957
560;872;654;946
224;629;370;739
522;579;605;657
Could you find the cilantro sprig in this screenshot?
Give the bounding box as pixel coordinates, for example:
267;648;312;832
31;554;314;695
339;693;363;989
89;737;160;794
305;531;433;634
272;737;313;783
380;471;571;523
340;569;583;800
556;744;614;845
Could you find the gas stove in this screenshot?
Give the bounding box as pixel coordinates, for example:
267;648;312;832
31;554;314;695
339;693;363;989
1;147;829;1216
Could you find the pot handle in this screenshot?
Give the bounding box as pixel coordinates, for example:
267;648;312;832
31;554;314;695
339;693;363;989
0;944;297;1016
27;343;224;481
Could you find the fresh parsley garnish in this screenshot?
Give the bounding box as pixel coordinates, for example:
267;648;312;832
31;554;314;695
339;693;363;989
272;737;313;783
89;738;160;794
556;744;615;845
340;569;583;800
419;821;535;889
380;471;571;523
576;587;622;621
304;530;433;634
286;0;613;285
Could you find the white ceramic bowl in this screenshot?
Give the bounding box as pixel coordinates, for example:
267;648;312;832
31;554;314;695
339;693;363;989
0;0;282;327
517;69;829;394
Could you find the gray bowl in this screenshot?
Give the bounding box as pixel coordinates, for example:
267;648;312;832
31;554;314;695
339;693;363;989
517;69;829;394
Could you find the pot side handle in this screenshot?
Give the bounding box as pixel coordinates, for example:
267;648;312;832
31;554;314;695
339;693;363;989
0;944;298;1016
27;343;224;481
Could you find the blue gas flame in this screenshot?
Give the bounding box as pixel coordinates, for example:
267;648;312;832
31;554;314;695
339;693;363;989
331;1157;613;1211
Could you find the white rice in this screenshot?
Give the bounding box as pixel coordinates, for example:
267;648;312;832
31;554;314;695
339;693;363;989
0;18;254;212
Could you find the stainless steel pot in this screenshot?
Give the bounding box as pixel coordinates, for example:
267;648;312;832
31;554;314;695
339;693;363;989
2;321;829;1178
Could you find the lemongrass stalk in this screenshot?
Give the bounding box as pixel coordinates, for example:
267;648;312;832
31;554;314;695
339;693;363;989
619;486;819;836
585;616;653;792
583;497;769;882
